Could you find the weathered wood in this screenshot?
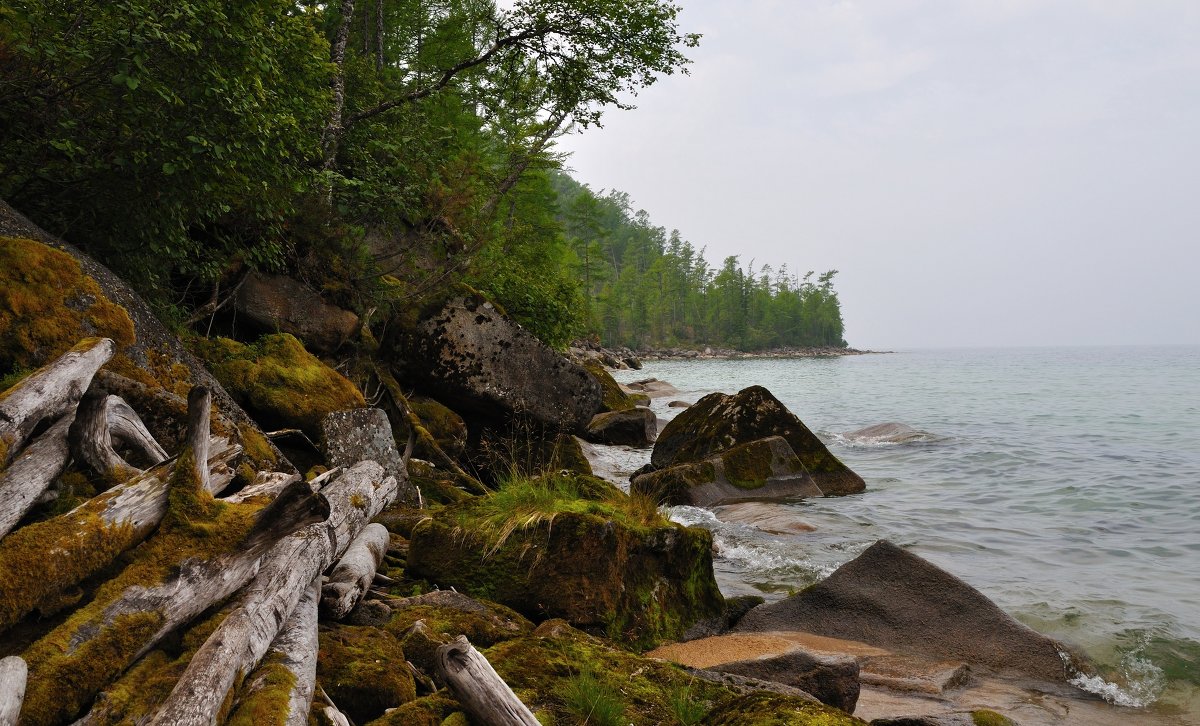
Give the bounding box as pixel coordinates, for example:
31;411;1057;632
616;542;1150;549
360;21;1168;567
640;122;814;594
147;461;399;726
436;636;540;726
228;577;321;726
0;413;73;539
221;470;301;504
0;656;26;726
20;388;328;726
321;522;390;620
0;338;114;468
68;392;167;483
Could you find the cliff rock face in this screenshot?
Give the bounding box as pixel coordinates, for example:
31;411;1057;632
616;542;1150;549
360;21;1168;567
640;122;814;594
387;294;603;433
651;385;865;496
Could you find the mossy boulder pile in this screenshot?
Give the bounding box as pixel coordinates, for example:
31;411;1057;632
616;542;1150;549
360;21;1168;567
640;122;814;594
405;473;724;648
651;385;865;496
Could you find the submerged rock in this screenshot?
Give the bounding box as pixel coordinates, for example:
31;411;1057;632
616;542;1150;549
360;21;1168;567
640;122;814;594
632;436;823;506
734;541;1079;683
585;407;658;447
386;293;602;432
234;271;359;354
405;473;724;648
842;423;940;445
651;385;865;496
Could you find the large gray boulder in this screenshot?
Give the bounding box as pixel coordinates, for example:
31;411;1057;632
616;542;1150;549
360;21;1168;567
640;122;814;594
632;436;823;506
650;385;864;496
735;541;1079;682
585;407;657;447
322;407;416;503
387;294;603;433
234;271;360;354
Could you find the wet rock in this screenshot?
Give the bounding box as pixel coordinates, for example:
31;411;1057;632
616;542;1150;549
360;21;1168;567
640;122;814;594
632;436;823;506
582;358;640;412
709;650;861;714
734;541;1079;682
585;407;657;447
386;294;602;432
668;400;691;408
651;385;865;496
623;377;680;399
870;711;1017;726
842;422;940;445
234;271;359;354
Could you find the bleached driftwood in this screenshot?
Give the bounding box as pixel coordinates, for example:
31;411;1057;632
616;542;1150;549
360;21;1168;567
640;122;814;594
68;391;167;482
321;522;390;620
21;387;328;726
227;577;321;726
146;460;399;726
436;636;539;726
0;337;114;468
0;414;73;539
0;655;27;726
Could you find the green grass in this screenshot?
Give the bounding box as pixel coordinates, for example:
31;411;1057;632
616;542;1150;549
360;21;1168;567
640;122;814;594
667;681;708;725
561;665;628;726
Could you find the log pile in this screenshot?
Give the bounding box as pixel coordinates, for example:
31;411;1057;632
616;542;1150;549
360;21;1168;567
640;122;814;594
0;338;465;726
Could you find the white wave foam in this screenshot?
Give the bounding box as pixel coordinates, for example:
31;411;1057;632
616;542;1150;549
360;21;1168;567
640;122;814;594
1062;648;1166;709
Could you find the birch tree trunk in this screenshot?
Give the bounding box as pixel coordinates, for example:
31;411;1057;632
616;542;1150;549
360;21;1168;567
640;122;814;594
436;636;540;726
146;460;399;726
320;522;389;620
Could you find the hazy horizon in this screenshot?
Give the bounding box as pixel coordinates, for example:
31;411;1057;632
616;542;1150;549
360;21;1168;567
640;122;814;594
556;1;1200;350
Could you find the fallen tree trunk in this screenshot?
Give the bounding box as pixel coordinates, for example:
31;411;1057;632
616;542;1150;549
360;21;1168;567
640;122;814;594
0;338;114;468
436;636;540;726
19;387;329;726
0;413;73;539
321;522;390;620
0;656;26;726
146;460;399;726
226;577;321;726
69;391;167;483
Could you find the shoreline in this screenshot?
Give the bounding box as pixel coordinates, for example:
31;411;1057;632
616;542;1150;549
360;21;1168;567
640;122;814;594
634;345;889;361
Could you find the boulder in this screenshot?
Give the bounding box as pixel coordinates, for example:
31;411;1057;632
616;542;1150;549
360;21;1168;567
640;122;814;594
632;436;823;506
651;385;864;496
406;473;724;648
408;395;467;458
234;271;360;354
623;377;679;399
709;650;860;714
585;407;657;447
385;590;533;675
582;358;639;412
734;541;1078;682
322;407;416;503
386;294;602;432
470;425;593;482
316;624;416;723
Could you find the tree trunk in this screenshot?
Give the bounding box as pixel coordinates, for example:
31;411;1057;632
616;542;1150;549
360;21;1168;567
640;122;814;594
320;522;389;620
0;413;73;539
19;389;328;726
436;636;540;726
146;461;399;726
68;391;167;484
0;337;114;468
221;470;301;504
0;656;26;726
321;0;357;171
227;576;320;726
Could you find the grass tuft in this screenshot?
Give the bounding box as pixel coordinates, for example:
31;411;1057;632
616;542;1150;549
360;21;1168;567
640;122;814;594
561;664;628;726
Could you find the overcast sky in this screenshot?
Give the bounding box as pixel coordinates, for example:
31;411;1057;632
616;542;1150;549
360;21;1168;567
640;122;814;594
555;0;1200;349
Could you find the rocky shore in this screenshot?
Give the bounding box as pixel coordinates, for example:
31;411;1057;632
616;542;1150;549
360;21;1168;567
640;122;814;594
568;337;884;371
0;202;1178;725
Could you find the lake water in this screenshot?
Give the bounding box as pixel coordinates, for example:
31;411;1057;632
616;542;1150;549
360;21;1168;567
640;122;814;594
611;346;1200;718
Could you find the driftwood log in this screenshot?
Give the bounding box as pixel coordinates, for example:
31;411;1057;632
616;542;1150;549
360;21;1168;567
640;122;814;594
321;522;390;620
0;337;114;468
0;656;26;726
146;460;399;726
436;636;540;726
68;391;167;482
0;414;73;539
228;577;321;726
20;387;329;726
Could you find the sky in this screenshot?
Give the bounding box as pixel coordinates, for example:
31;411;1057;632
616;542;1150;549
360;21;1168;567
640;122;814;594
554;0;1200;349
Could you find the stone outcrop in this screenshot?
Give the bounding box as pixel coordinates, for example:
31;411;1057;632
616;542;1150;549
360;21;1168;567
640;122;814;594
387;294;602;432
585;407;657;447
322;408;416;503
651;385;865;496
734;541;1079;682
234;271;360;354
632;436;823;506
708;650;861;714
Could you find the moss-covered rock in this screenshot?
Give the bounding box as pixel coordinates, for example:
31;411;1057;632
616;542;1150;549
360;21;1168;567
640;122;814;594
633;436;824;507
195;333;365;439
385;590;532;674
364;692;463;726
409;395;467;458
651;386;865;496
317;624;416;724
701;691;866;725
583;358;638;412
405;459;472;505
586;406;658;447
471;423;593;482
406;473;724;649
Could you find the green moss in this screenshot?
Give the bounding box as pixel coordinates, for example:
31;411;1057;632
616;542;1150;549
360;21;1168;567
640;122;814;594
406;459;471;505
0;236;136;371
318;624;416;724
971;710;1017;726
365;692;462;726
194;333;365;438
631;461;717;506
409;396;467;458
700;691;865;725
385;597;532;673
583;359;636;412
225;651;298;726
719;440;775;489
238;423;279;469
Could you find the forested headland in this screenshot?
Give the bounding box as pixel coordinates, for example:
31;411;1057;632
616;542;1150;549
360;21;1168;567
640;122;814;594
0;0;844;351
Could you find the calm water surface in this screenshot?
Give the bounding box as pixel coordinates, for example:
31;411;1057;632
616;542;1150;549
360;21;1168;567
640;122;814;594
613;346;1200;716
